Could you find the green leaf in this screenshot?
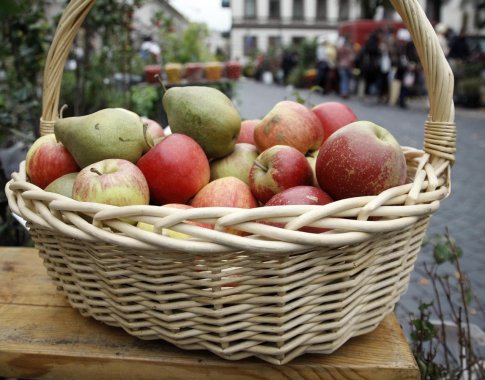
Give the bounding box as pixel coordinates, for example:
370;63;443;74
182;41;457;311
433;242;452;264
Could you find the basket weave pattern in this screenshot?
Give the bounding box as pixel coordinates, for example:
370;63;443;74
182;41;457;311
5;0;456;365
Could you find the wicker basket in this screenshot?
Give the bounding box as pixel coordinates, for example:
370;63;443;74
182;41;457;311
5;0;455;365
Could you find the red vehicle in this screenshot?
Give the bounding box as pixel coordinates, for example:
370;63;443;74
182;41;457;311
338;19;406;46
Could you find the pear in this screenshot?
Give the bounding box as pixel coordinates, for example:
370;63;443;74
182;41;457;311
163;86;241;158
54;108;149;168
45;172;78;198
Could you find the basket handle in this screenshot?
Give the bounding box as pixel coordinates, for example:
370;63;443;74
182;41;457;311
390;0;456;166
40;0;95;136
40;0;455;164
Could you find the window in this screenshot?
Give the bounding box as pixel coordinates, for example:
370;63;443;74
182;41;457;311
293;0;304;20
268;36;282;49
316;0;327;20
244;0;256;19
243;35;257;56
269;0;280;20
338;0;350;20
292;36;305;46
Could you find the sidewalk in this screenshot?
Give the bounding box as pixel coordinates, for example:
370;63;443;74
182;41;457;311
235;79;485;334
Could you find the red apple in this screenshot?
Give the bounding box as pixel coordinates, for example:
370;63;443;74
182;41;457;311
265;185;333;232
236;119;259;145
305;150;320;188
72;158;149;206
210;143;259;184
191;177;257;209
315;121;407;200
254;100;324;155
141;117;165;150
249;145;313;204
191;177;257;235
137;133;210;205
312;101;358;142
25;134;80;189
266;186;333;206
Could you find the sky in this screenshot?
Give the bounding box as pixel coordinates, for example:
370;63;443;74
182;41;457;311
169;0;232;32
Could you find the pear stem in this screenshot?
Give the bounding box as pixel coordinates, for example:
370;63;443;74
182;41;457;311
155;74;167;98
59;104;68;119
90;167;103;176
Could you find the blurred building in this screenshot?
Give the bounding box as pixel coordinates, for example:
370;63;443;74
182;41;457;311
229;0;484;64
133;0;189;40
230;0;350;63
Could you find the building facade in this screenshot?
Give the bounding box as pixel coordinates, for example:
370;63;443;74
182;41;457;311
230;0;357;62
230;0;483;63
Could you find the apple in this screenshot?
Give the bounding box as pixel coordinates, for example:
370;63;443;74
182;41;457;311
315;121;407;200
236;119;259;145
191;177;257;235
210;143;258;185
25;134;80;189
44;172;78;198
254;100;324;155
305;150;320;188
312;101;358;142
249;145;313;204
137;133;210;205
141;117;165;150
72;158;149;206
191;177;257;209
265;185;334;232
266;186;333;206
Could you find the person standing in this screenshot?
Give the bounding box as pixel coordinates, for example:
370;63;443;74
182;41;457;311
336;36;355;98
315;37;329;93
357;29;383;97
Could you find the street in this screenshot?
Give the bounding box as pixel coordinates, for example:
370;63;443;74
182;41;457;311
234;78;485;329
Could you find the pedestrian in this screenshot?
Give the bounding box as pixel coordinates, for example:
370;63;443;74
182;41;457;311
448;28;470;61
326;39;338;93
315;37;329;93
281;49;298;85
357;29;383;97
140;36;161;64
378;41;392;103
394;36;419;109
435;23;450;57
336;36;355;98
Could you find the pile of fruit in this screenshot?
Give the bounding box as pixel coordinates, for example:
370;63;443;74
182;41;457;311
25;85;408;236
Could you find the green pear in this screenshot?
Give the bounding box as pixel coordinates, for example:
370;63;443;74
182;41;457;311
163;86;241;158
45;172;78;198
54;108;149;168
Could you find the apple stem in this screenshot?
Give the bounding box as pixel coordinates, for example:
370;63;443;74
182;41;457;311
142;122;153;149
253;159;268;172
90;167;103;176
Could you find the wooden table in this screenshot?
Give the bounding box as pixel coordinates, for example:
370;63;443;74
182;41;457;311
0;247;420;380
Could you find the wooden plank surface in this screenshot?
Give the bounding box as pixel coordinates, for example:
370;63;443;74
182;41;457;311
0;246;420;380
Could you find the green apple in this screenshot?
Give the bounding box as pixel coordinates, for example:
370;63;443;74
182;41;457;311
45;172;78;198
210;143;259;185
73;158;149;206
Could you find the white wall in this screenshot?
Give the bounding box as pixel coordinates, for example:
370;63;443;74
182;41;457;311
230;0;483;64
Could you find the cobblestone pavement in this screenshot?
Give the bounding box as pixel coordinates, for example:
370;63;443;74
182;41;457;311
234;79;485;334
